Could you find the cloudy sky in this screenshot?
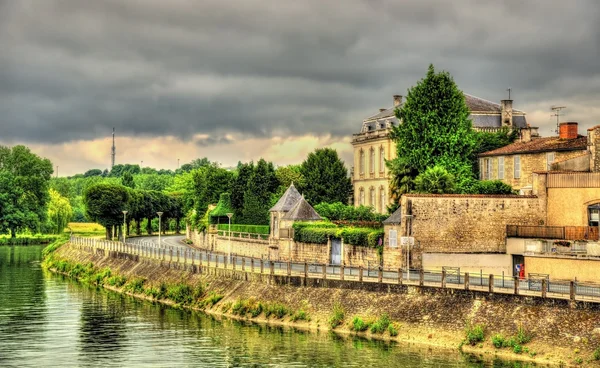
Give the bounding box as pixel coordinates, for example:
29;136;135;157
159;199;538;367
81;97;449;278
1;0;599;176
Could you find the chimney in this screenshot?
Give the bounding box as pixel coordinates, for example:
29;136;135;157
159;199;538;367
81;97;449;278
519;126;540;143
588;125;600;172
501;99;513;127
379;108;387;112
393;95;402;107
559;122;578;140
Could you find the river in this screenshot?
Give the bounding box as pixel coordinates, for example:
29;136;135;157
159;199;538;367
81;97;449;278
0;246;526;367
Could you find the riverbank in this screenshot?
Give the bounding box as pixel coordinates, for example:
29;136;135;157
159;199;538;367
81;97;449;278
45;242;600;366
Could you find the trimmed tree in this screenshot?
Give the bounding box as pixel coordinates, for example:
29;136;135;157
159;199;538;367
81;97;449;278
300;148;352;205
83;183;130;239
389;64;478;195
241;159;279;225
414;166;456;194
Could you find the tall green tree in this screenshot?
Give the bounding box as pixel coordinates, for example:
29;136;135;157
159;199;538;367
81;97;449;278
299;148;351;205
121;172;136;188
83;183;130;239
389;64;478;195
241;159;279;225
230;162;254;220
414;166;456;194
0;145;54;237
47;189;73;234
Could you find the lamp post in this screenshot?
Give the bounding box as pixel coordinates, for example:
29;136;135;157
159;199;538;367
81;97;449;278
404;214;414;281
157;212;163;247
226;213;233;264
122;210;128;243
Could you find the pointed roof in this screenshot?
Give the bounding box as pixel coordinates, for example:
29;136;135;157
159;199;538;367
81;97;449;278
282;196;322;221
383;206;402;225
270;183;302;212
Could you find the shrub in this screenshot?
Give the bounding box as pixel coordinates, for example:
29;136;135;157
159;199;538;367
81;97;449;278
491;334;506;348
513;344;523;354
464;322;485;345
515;324;532;344
106;275;127;287
232;300;249;316
328;303;345;329
264;303;289;319
370;314;391;334
472;180;516;195
90;268;112;286
221;302;232;313
350;316;370;332
124;278;146;294
216;224;270;235
165;283;201;305
593;347;600;361
414;165;456;194
202;292;224;307
290;309;309;322
388;324;399;337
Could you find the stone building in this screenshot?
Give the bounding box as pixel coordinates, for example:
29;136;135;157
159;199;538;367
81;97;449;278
352;94;528;213
269;183;321;240
478;122;590;191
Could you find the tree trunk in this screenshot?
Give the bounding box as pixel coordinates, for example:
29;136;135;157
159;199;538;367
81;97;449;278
105;226;111;240
117;225;122;241
10;227;16;238
175;218;180;234
136;219;141;236
146;217;153;235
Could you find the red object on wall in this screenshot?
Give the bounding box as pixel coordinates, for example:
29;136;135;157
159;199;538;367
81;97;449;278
519;264;525;279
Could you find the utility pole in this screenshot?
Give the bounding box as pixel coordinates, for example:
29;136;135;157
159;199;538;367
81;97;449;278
551;106;566;134
111;127;116;169
55;166;59;178
177;158;180;170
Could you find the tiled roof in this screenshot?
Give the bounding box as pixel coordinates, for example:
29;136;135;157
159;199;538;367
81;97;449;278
281;196;321;221
269;183;302;212
382;206;402;225
479;136;588;157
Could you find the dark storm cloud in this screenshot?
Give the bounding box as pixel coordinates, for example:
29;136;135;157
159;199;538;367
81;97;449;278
1;0;599;145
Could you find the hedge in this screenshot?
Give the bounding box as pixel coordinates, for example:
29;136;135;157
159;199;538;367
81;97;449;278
216;224;270;235
292;222;384;247
0;235;59;246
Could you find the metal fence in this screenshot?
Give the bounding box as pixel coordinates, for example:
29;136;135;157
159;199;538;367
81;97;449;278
69;236;600;303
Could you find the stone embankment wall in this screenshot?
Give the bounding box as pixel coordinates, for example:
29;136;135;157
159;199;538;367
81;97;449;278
187;227;402;269
400;195;544;268
54;243;600;365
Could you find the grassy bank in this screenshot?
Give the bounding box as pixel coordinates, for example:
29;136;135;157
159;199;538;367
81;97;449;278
44;243;600;367
0;235;59;246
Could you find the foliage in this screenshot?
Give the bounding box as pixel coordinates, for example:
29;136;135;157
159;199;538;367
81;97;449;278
515;324;532;344
389;64;478;198
386;157;417;203
414;165;456;194
388;324;399;337
313;202;387;222
468;180;516;195
201;292;224;307
491;334;507;348
350;316;370;332
240;159;279;225
370;314;391;334
230;162;254;221
464;322;485;345
67;222;105;237
263;302;289;319
216;224;270;234
47;189;73;234
165;283;205;305
106;275;127;287
124;278;146;294
290;309;310;322
593;347;600;361
299;148;351;205
0;235;58;246
121;172;136;189
0;145;54;237
209;193;233;224
41;236;68;257
475;127;519;154
329;303;345;329
83;183;130;239
512;344;523;354
292;221;383;247
109;164;141;177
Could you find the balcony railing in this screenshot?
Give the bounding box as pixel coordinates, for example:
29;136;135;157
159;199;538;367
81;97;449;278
507;225;599;241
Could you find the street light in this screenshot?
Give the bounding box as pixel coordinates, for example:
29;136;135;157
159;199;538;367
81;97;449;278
226;213;233;264
157;211;164;247
404;214;414;281
122;210;128;244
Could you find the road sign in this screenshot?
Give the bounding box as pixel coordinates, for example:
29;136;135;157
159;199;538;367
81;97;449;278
400;237;414;246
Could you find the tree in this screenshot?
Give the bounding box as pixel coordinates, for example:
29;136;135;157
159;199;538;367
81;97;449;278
389;64;478;195
121;172;136;189
230;162;254;220
414;166;456;194
299;148;351;205
83;169;103;177
83;183;129;239
47;189;73;234
240;159;279;225
0;145;54;237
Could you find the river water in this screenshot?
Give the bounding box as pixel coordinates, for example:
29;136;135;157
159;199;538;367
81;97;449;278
0;246;525;367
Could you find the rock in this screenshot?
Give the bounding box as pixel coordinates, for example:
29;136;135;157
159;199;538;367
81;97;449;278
573;336;581;343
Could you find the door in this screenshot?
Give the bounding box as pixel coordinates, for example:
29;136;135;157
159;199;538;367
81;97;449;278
331;238;342;265
512;255;524;277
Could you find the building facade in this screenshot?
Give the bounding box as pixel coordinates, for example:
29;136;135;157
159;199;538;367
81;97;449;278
352;94;529;212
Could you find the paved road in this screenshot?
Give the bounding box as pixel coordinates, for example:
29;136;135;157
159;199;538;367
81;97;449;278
127;235;188;250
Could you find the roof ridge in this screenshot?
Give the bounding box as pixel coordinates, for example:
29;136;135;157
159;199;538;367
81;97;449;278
464;93;502;107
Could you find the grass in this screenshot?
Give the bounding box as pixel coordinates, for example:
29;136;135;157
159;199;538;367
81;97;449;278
515;324;532;344
0;235;59;246
201;292;224;307
290;309;310;322
124;278;146;294
106;275;127;287
328;303;345;329
67;222;106;238
370;314;391;334
464;321;485;346
593;347;600;361
388;324;399;337
264;303;289;319
350;316;370;332
491;334;506;348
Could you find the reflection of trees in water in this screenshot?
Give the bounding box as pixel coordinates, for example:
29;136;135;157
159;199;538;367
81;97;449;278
0;246;47;341
78;289;127;365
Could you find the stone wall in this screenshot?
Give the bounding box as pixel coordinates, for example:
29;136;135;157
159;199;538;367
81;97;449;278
400;194;544;267
589;125;600;172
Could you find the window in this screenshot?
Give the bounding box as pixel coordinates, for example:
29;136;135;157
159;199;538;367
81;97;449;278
369;148;375;174
547;152;555;171
370;187;375;207
514;155;521;179
589;204;600;227
379;147;385;173
389;229;398;248
486;158;492;180
498;157;504;180
479;159;484;180
380;187;386;213
359;150;365;174
359;188;365;206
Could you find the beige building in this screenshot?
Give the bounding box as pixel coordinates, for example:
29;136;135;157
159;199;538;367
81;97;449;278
352;94;529;212
479;122;590;191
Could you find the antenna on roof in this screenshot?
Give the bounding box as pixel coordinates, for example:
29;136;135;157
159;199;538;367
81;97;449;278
507;87;511;100
551;106;566;134
111;127;116;169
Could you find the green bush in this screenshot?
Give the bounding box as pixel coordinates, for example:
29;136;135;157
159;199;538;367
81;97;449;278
350;316;370;332
593;347;600;361
124;278;146;294
515;324;532;344
388;324;399;337
293;221;384;247
264;303;289;319
216;224;270;234
202;292;224;307
328;303;345;329
313;202;388;222
0;235;58;246
232;300;249;316
513;344;523;354
370;314;391;334
106;275;127;287
290;309;309;322
165;283;204;305
472;180;516;195
464;322;485;345
491;334;506;348
89;268;112;286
